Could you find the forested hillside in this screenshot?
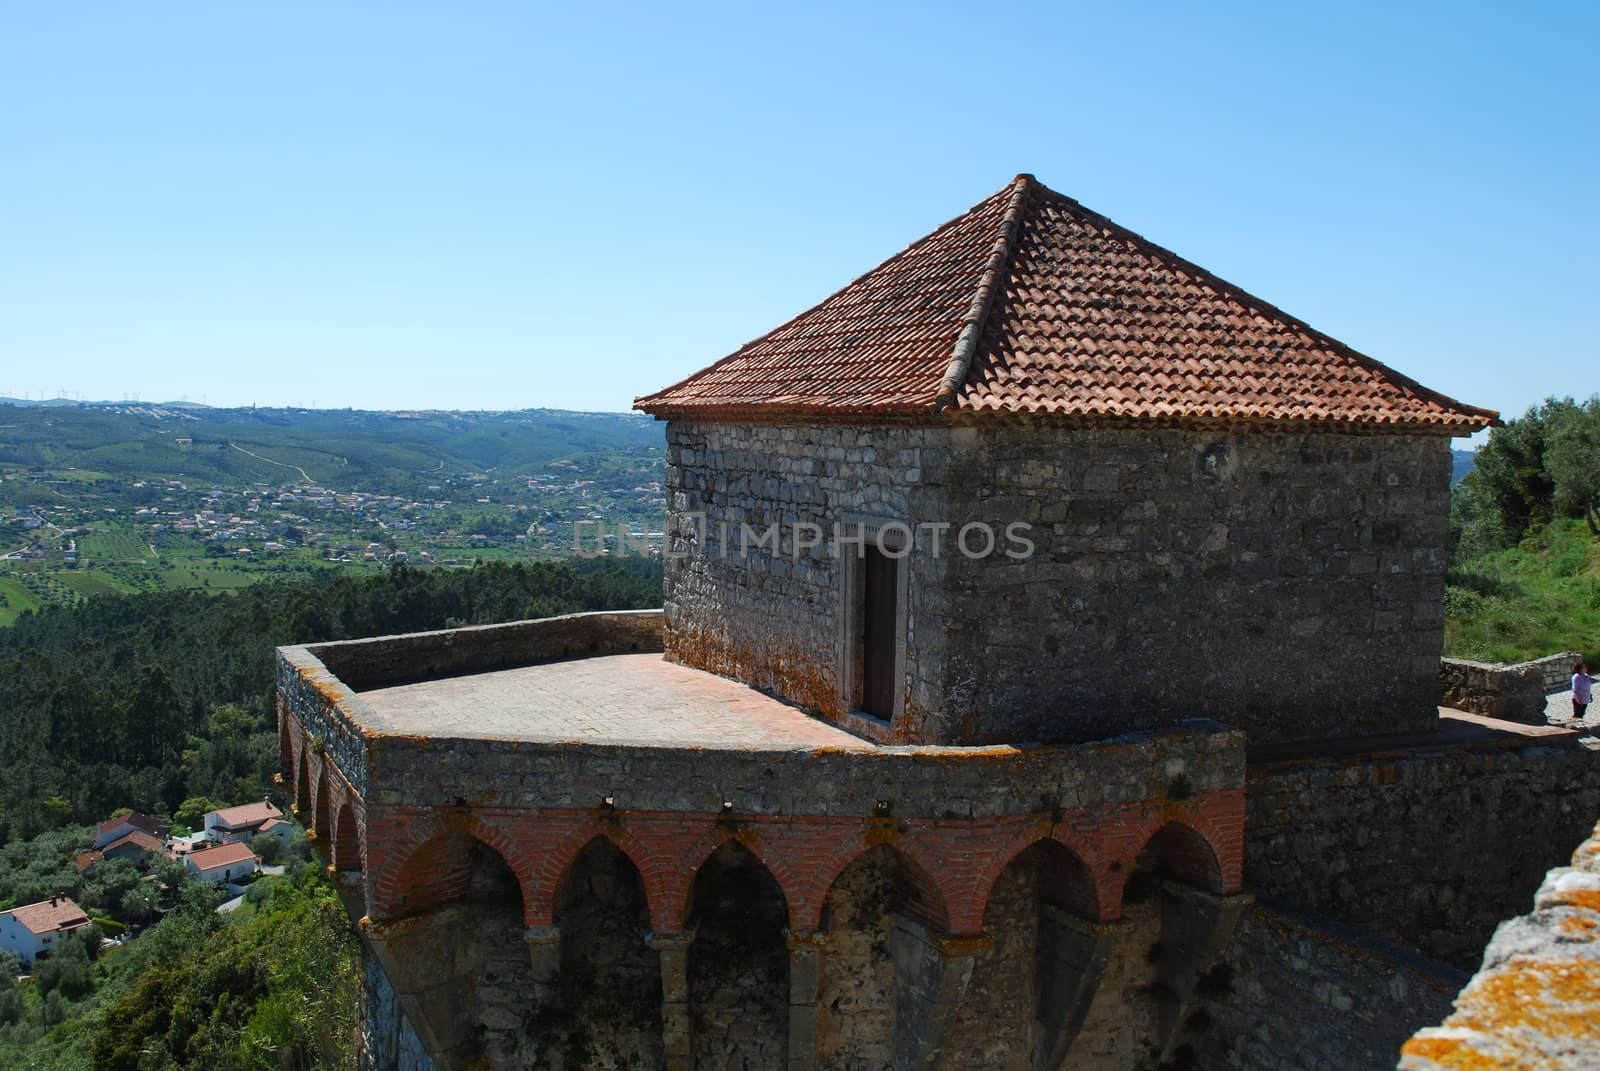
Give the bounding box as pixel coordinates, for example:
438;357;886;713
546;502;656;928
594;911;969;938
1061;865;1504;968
0;556;662;1069
0;557;662;840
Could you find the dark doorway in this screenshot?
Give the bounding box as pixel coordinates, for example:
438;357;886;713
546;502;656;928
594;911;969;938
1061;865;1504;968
861;544;899;719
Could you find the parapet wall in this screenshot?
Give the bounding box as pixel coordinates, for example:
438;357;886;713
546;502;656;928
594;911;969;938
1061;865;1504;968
306;609;665;691
1399;816;1600;1068
1439;652;1578;724
1247;734;1600;970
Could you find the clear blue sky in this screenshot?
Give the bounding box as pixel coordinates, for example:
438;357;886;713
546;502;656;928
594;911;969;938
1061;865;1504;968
2;2;1594;431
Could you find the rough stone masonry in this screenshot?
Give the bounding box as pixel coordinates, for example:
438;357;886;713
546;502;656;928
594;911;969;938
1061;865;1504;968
265;174;1600;1071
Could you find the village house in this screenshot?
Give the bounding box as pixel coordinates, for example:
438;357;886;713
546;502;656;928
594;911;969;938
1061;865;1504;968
91;811;168;852
203;799;288;845
75;828;166;873
182;842;258;885
0;896;91;967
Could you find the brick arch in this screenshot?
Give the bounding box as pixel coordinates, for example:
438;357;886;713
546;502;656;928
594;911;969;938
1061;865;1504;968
531;823;665;929
975;825;1104;923
294;737;313;819
370;812;534;924
813;839;952;933
1113;815;1226;902
313;760;333;842
333;800;361;872
671;825;800;931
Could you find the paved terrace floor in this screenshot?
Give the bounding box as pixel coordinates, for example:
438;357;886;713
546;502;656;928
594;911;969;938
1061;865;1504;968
353;652;876;751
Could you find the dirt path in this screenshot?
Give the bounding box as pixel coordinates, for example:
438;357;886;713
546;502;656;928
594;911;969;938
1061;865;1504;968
229;441;315;484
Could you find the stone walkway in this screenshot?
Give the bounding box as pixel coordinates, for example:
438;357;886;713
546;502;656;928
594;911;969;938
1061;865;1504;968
355;652;875;751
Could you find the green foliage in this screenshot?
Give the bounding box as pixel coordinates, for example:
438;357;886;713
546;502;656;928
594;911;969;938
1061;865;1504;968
1453;397;1600;556
0;557;660;839
89;869;359;1071
173;797;218;830
1444;518;1600;664
250;834;284;864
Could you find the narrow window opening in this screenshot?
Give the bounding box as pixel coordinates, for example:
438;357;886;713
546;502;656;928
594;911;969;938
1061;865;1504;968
860;544;899;719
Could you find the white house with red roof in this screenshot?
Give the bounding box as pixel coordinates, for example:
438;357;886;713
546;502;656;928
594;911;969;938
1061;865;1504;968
92;812;168;851
0;896;91;966
203;799;289;845
182;841;259;885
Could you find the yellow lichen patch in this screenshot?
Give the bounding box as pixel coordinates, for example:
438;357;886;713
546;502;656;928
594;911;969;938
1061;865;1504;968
1452;958;1600;1047
1558;915;1597;936
1400;1033;1531;1071
1544;888;1600;913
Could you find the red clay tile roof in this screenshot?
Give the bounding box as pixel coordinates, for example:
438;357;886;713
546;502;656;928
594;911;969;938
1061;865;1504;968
636;175;1496;432
208;800;282;829
4;897;90;935
95;812;165;839
187;842;257;871
101;830;165;855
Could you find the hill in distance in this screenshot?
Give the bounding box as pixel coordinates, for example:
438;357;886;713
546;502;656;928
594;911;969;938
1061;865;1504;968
0;401;662;496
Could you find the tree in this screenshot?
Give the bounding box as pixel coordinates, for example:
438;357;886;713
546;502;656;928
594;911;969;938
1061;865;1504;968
251;833;284;864
1548;399;1600;535
120;883;158;926
173;796;218;830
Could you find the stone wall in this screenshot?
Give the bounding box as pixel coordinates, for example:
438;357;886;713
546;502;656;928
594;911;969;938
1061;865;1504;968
1246;736;1600;970
1192;900;1464;1071
1400;817;1600;1069
664;419;1454;746
1439;652;1579;723
360;942;437;1071
663;421;950;728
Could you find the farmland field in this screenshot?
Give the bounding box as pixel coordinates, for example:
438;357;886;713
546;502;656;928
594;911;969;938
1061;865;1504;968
0;575;42;627
77;526;153;561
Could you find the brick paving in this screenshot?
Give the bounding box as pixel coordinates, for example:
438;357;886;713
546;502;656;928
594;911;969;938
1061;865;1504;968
354;652;875;751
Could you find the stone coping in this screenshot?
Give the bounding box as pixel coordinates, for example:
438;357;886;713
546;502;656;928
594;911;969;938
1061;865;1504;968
1399;817;1600;1068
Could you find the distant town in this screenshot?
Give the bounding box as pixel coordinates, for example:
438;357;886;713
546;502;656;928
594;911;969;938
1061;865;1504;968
0;403;668;624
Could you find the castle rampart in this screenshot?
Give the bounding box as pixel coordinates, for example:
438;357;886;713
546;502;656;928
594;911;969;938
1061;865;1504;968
278;609;1249;1069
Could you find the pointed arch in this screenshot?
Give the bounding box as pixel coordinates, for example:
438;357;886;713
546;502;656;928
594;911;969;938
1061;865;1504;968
1116;818;1225;902
817;842;951;931
313;762;333;842
532;822;662;929
802;830;953;931
672;826;800;931
976;825;1103;921
333;801;360;872
688;840;790;1066
383;822;528;920
294;739;312;819
551;837;664;1065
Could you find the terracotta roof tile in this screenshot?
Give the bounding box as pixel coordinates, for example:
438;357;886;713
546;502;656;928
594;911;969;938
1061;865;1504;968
636;175;1496;432
3;897;90;936
208;800;282;829
188;842;256;871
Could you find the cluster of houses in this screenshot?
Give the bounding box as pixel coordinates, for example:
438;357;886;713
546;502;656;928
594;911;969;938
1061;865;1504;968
0;800;292;968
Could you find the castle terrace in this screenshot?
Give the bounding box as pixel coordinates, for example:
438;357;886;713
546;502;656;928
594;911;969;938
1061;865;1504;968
354;652;875;751
278;608;1251;1069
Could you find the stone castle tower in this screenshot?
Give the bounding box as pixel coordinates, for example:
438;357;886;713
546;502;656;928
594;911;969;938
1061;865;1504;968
273;177;1588;1071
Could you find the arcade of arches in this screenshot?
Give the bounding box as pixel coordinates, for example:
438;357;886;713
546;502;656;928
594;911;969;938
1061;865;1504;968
282;713;1247;1070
